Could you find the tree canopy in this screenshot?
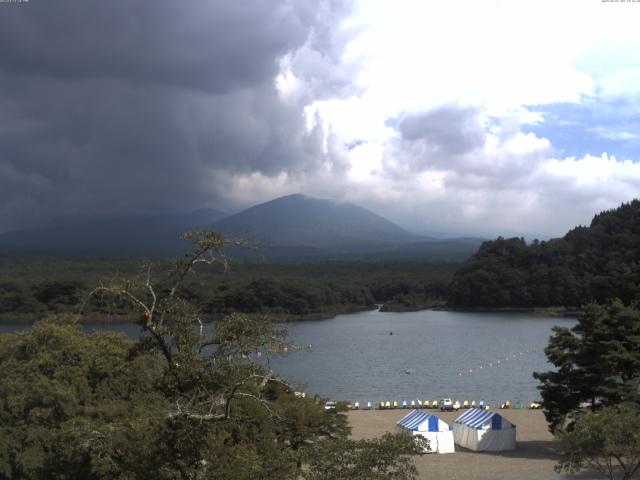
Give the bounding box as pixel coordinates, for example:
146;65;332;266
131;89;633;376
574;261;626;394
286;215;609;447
301;433;427;480
449;200;640;308
534;300;640;433
0;230;423;480
0;255;458;323
556;403;640;480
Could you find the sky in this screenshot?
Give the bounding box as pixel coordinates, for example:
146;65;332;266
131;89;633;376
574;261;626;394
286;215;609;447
1;0;639;238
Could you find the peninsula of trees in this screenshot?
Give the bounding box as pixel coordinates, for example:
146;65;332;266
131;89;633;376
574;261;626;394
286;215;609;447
449;200;640;309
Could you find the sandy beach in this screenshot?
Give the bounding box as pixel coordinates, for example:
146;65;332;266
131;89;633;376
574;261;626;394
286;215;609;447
348;409;603;480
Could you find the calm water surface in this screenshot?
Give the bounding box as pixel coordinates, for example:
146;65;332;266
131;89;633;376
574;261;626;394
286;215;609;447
1;309;574;405
269;309;574;405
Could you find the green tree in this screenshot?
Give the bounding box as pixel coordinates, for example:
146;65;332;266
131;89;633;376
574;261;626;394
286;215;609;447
302;433;427;480
534;300;640;432
85;230;321;479
0;281;32;313
0;314;164;480
556;403;640;480
33;280;84;308
449;199;640;308
1;230;424;479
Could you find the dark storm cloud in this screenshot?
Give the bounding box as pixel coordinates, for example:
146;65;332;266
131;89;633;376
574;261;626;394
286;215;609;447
0;0;311;93
381;105;486;177
398;105;485;157
0;0;354;232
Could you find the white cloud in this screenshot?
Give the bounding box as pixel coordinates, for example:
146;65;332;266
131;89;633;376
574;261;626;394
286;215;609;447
591;126;640;141
269;0;640;237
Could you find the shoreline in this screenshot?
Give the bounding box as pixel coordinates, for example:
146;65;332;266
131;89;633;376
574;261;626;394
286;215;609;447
0;305;378;326
0;304;579;326
382;305;579;317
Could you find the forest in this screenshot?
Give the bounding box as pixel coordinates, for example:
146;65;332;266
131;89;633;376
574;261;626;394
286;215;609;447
449;200;640;309
0;256;456;323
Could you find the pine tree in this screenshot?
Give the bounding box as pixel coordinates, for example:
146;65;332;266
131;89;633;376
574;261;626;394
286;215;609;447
534;300;640;432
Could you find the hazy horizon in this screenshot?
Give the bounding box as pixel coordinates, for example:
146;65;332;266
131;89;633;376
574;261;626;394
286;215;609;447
0;191;581;241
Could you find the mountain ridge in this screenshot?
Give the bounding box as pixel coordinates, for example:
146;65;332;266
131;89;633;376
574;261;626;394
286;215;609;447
0;194;484;260
212;193;421;248
0;209;226;256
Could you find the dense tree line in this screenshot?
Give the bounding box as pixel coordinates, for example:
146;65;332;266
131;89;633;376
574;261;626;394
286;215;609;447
203;278;375;317
0;280;85;316
0;257;457;322
449;200;640;308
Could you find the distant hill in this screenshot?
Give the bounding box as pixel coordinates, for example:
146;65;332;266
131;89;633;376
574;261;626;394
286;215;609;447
212;194;419;248
449;200;640;308
0;194;485;260
0;209;226;256
212;194;483;260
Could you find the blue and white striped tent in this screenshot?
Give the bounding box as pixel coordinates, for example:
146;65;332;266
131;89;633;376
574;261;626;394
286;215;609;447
396;410;455;453
453;409;516;451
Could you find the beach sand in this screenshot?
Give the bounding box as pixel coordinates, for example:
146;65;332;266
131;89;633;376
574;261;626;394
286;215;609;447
348;409;603;480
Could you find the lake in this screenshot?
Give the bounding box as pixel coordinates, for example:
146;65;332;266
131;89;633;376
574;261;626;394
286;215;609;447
0;309;574;406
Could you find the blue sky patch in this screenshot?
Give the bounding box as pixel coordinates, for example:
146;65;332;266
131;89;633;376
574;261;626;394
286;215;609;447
523;97;640;161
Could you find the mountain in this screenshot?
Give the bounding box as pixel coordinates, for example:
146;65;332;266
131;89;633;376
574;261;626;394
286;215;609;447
449;200;640;308
212;194;484;260
0;209;226;256
0;194;485;260
212;194;419;248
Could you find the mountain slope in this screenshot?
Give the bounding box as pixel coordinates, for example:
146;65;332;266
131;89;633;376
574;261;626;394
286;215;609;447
449;200;640;308
0;194;484;260
212;194;419;248
0;209;226;256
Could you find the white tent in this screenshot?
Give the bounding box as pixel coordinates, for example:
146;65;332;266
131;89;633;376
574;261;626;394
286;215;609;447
453;409;516;452
395;410;455;454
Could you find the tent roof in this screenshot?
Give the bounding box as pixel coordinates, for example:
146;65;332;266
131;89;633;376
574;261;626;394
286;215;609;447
397;410;450;432
455;409;514;430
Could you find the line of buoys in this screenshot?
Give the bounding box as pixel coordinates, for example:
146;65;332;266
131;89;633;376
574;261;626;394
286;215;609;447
455;346;539;377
